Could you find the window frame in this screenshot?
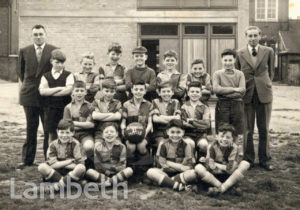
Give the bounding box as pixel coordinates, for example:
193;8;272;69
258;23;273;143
137;0;238;10
255;0;278;22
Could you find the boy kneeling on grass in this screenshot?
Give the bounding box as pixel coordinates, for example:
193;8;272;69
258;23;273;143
38;120;86;192
146;119;198;191
194;123;250;196
85;122;133;186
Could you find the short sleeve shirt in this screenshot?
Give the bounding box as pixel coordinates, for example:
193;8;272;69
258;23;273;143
63;101;94;123
46;138;85;166
94;140;126;173
122;98;153;127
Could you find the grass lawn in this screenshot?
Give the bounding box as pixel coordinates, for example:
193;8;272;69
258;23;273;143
0;120;299;210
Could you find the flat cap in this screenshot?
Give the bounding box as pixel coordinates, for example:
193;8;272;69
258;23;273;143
132;46;148;54
51;49;66;62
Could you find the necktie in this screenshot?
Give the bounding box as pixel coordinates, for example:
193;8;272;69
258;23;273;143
36;46;42;63
252;47;257;56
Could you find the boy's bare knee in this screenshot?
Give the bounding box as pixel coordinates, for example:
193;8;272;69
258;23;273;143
146;168;157;178
38;163;51;175
195;164;207;177
184;137;195;149
197;138;208;152
238;160;250;172
74;164;86;175
83;140;94;152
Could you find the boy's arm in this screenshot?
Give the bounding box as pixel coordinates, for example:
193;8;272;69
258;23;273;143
181;106;194;128
89;75;100;93
125;69;133;90
212;72;237;94
73;141;86;165
120;118;126;136
174;74;187;98
145;115;153;136
113;145;127;172
193;106;211;130
63;105;72;121
39;76;63;96
147;70;156;92
46;143;74;169
92;111;121;121
52;74;74;96
205;74;212;91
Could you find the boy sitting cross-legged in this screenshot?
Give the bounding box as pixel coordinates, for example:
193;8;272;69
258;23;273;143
92;79;122;144
63;80;95;167
85;122;133;186
194;123;250;196
147;119;197;191
38;120;86;192
181;81;211;162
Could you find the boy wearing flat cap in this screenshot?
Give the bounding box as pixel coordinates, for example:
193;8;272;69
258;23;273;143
39;49;74;152
125;46;157;101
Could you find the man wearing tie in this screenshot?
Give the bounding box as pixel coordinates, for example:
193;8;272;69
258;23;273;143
16;25;57;168
236;26;274;171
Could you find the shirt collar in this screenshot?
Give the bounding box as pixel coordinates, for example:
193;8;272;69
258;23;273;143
58;138;72;144
186;100;204;106
248;44;259;54
79;71;93;75
224;68;235;74
160;70;180;75
34;43;46;50
51;68;63;74
71;100;89;105
129;98;147;104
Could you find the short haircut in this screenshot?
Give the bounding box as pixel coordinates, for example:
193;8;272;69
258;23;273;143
101;122;118;133
80;52;96;64
102;79;116;89
221;49;237;58
187;81;202;91
51;49;66;63
167;119;184;130
73;80;86;89
132;81;147;88
57;120;74;132
157;81;174;92
218;123;236;138
108;42;122;54
32;24;46;32
245;26;262;35
191;59;205;68
163;50;178;60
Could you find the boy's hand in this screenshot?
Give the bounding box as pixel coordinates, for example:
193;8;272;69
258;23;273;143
180;165;191;172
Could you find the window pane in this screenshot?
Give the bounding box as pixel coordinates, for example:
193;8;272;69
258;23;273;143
210;0;237;7
141;25;178;36
183;0;208;7
256;0;266;20
138;0;178;7
267;0;276;19
212;25;234;34
184;26;205;34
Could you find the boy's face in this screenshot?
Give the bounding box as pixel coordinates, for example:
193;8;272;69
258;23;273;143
81;58;94;73
32;28;46;46
217;131;233;147
72;87;86;101
102;126;118;143
188;87;202;102
163;56;178;70
57;128;74;143
108;51;121;63
246;29;261;47
131;85;146;99
51;59;64;72
158;87;174;102
221;55;236;70
167;126;184;142
102;88;116;101
133;53;147;67
191;63;205;77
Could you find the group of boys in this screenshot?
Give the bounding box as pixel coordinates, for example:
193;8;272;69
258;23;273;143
32;40;253;197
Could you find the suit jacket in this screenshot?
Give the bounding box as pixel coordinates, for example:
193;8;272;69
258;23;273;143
235;45;274;104
16;44;57;106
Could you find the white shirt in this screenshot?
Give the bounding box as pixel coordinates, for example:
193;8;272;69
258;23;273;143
34;43;46;52
39;68;74;90
247;44;259;56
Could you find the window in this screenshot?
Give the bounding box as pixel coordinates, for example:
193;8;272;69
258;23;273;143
140;24;178;36
212;25;234;34
255;0;278;21
184;25;206;35
137;0;237;9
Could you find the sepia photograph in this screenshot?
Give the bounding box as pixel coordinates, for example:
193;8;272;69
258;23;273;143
0;0;299;209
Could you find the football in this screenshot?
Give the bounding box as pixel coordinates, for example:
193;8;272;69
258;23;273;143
124;122;145;144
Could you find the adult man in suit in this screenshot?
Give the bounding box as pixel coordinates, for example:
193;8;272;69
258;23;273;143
236;26;274;171
16;25;57;168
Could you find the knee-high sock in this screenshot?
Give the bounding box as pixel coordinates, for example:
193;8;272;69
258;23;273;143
111;168;133;183
171;169;197;184
45;169;62;182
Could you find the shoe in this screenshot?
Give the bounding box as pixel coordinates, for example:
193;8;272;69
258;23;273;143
16;163;29;169
207;187;221;197
259;162;273;171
